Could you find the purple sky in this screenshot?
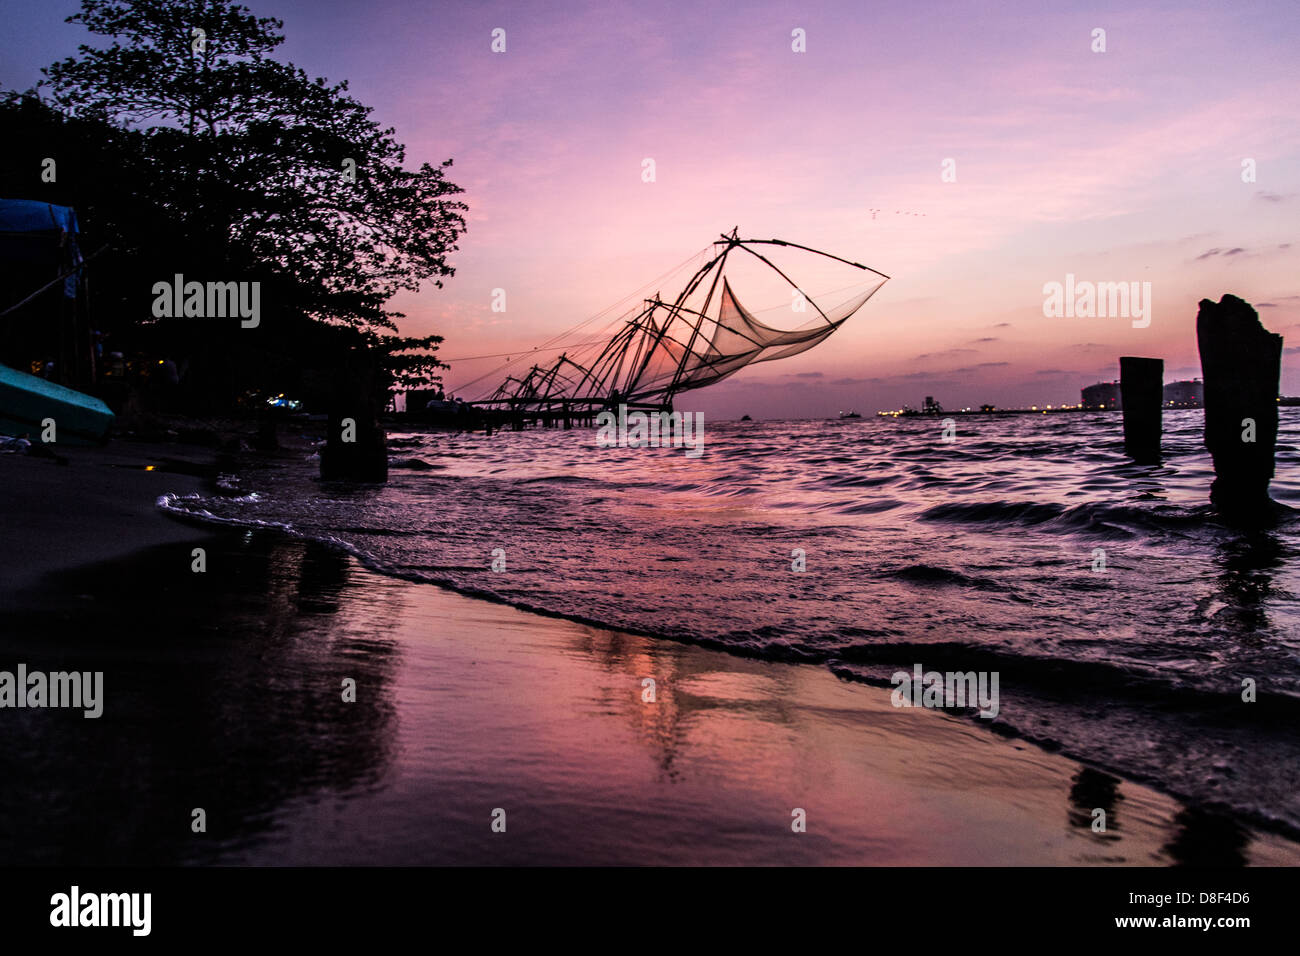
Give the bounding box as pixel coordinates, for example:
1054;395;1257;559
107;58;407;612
5;0;1299;417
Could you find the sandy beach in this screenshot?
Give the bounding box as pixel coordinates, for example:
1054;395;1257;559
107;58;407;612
3;442;1298;866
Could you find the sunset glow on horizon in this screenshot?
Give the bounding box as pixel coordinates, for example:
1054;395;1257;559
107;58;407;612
5;0;1298;416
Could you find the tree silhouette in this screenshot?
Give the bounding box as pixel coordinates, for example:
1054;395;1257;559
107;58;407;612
37;0;467;393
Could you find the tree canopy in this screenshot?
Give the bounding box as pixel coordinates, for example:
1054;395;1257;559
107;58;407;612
17;0;468;400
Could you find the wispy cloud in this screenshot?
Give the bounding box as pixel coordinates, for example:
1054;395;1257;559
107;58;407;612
1196;246;1247;260
915;347;976;361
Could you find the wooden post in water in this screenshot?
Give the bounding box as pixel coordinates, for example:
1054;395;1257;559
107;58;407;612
1119;356;1163;464
320;353;388;483
1196;294;1282;519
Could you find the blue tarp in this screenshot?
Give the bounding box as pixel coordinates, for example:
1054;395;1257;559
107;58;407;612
0;199;79;235
0;200;82;295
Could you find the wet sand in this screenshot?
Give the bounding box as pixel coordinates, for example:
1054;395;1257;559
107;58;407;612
240;569;1300;865
1;446;1297;865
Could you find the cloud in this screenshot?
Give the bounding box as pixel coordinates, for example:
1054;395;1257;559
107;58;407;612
1034;368;1067;375
830;376;882;386
1195;246;1246;259
1255;191;1292;203
1194;245;1270;261
914;347;976;360
950;361;1011;374
1257;302;1277;308
789;371;824;378
968;336;1000;343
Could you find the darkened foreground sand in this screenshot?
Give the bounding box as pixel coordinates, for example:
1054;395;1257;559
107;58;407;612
1;440;220;598
2;447;1298;865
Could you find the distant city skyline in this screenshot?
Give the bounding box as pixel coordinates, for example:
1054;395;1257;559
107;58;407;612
3;0;1298;418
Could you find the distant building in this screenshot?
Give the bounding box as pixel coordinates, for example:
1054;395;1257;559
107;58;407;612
979;403;995;413
922;395;943;414
1081;381;1121;410
1163;379;1203;407
404;388;444;412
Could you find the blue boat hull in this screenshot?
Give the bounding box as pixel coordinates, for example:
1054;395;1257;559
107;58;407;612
0;364;114;444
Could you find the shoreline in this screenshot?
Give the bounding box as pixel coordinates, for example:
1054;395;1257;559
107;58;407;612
2;442;1298;864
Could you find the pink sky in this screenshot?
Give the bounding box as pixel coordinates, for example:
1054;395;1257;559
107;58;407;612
6;0;1299;417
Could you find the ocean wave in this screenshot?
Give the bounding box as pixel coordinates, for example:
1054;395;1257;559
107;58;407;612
917;498;1211;537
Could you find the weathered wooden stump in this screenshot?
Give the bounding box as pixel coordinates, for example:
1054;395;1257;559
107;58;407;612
320;409;387;482
1120;356;1163;463
319;356;388;482
1196;294;1282;519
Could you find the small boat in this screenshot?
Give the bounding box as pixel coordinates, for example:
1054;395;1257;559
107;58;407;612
0;363;114;444
839;410;861;419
